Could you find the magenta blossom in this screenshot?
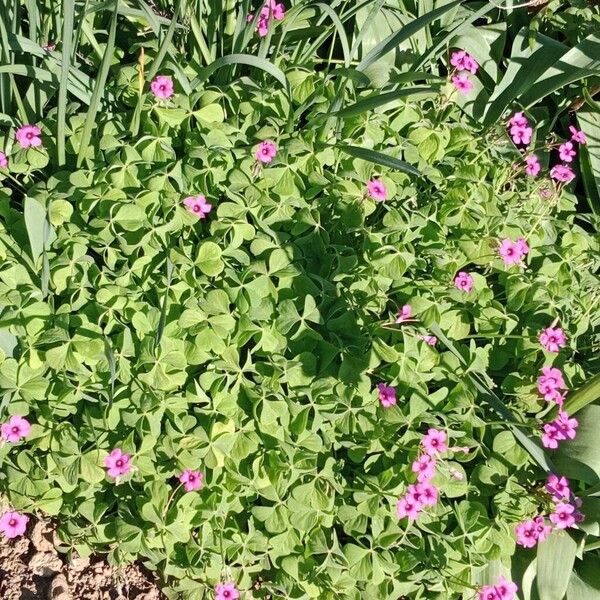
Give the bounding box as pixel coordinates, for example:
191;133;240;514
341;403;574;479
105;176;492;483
556;411;578;440
215;582;240;600
246;12;254;22
396;495;423;521
510;124;533;146
495;575;519;600
550;164;575;183
539;327;567;353
537;366;567;404
550;502;576;529
255;140;277;163
478;586;500;600
150;75;174;100
377;383;397;408
452;74;473;95
509;112;528;128
415;482;438;506
532;516;552;543
183;195;212;219
0;511;29;539
0;151;7;168
1;415;31;443
421;428;448;456
179;469;203;492
498;238;528;266
367;178;388;201
104;448;132;479
395;304;412;324
515;519;539;548
420;335;437;347
525;155;541;176
454;271;473;293
450;50;478;74
15;125;42;149
569;125;586;145
411;454;436;482
255;1;285;37
542;422;562;450
558;141;576;163
546;474;570;502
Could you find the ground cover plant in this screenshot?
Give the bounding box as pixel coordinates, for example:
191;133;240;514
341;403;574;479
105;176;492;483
1;1;600;599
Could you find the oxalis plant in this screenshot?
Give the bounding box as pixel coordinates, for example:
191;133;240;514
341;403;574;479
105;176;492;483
0;2;600;600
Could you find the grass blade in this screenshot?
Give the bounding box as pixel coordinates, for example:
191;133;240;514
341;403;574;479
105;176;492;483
147;0;184;80
335;86;438;118
335;144;420;177
537;531;578;600
57;0;75;165
357;0;462;72
563;372;600;416
430;324;554;473
77;1;118;167
577;111;600;214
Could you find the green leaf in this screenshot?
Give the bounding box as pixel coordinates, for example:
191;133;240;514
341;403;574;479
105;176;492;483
197;242;224;277
57;0;75;165
577;111;600;215
335;87;437;118
24;197;47;263
537;531;577;600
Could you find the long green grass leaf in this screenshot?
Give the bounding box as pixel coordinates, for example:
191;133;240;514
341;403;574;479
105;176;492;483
335;86;437;118
536;532;578;600
577;111;600;214
357;0;462;72
563;371;600;415
147;0;184;80
57;0;75;165
77;1;118;167
430;324;554;473
336;144;420;177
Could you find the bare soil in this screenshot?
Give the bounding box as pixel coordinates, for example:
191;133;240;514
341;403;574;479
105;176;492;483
0;519;166;600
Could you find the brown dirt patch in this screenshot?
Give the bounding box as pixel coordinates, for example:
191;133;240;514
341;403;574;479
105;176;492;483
0;518;165;600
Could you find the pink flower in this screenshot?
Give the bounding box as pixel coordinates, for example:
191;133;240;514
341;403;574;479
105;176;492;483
537;366;566;403
558;141;576;163
509;112;528;128
179;469;203;492
525;155;541;176
42;41;56;52
414;482;438;506
104;448;132;479
556;411;578;440
539;327;567;353
420;335;437;347
452;74;473;95
377;383;397;408
515;519;539;548
569;125;586;144
270;0;285;20
15;125;42;149
183;195;212;219
498;238;527;266
1;415;31;443
367;178;388;201
0;151;7;168
150;75;174;100
550;164;575;183
478;586;501;600
495;575;518;600
0;511;29;539
450;50;478;74
215;582;240;600
421;428;448;456
256;16;269;37
510;124;533;146
255;140;277;163
396;495;423;521
546;474;570;502
542;422;561;449
395;304;412;323
246;12;254;22
454;271;473;293
532;516;552;543
550;502;576;529
411;455;436;482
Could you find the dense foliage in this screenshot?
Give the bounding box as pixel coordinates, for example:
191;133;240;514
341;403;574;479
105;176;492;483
0;1;600;599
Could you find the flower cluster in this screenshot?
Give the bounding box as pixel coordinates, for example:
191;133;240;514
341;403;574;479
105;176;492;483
537;366;567;405
250;0;285;37
516;474;583;548
478;576;518;600
507;112;586;185
450;50;478;95
396;429;446;521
